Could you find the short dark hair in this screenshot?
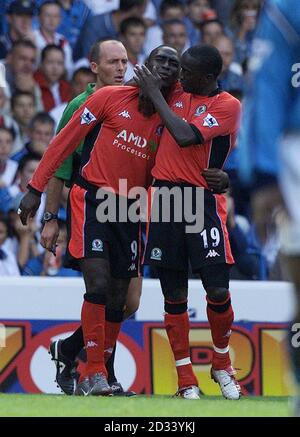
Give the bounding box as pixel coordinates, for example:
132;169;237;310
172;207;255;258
119;0;146;12
11;91;35;109
120;17;146;35
39;1;60;14
11;39;36;53
162;18;186;29
18;152;41;173
41;44;64;62
186;44;223;78
0;126;14;140
29;112;55;130
200;18;223;31
160;0;184;16
72;67;94;82
89;39;124;63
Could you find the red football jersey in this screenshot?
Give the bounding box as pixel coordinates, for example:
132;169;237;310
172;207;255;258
152;89;241;188
30;86;162;195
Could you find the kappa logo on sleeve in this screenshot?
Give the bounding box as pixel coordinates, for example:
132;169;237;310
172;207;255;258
203;113;219;128
80;107;97;125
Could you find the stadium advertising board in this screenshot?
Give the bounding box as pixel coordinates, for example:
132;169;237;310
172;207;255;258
0;278;295;396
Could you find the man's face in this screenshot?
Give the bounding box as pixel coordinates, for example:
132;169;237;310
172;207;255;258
42;49;65;84
147;46;180;88
10;46;36;74
202;22;223;44
188;0;210;24
40;4;61;34
161;6;184;21
214;38;233;72
21;159;39;186
180;52;208;94
0;130;13;162
163;23;187;54
30;122;54;155
122;25;145;56
72;71;95;97
8;13;33;37
13;95;36;126
91;42;128;86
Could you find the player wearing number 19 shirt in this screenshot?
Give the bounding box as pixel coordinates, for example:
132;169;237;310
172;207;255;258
25;46;181;396
138;44;242;400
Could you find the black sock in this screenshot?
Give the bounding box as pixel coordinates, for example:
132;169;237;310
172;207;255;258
61;326;84;361
106;344;117;384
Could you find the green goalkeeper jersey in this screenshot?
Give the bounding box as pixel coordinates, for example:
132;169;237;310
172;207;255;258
54;83;95;183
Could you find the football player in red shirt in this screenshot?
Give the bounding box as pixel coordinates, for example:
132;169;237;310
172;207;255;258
134;44;241;400
18;45;182;396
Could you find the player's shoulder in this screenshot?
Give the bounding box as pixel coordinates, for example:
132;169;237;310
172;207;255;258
66;89;91;110
215;91;241;114
93;85;138;99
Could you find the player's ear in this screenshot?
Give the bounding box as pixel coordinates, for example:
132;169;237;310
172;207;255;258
90;61;98;74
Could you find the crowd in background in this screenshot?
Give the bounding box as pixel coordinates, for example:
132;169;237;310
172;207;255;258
0;0;284;280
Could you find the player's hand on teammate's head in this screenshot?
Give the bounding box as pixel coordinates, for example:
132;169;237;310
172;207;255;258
17;191;41;225
202;168;229;194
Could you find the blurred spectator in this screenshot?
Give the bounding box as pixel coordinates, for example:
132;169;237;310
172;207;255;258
0;86;20;136
0;212;20;276
55;0;92;50
120;17;146;82
144;0;186;55
22;220;81;276
0;127;18;187
229;0;261;65
3;153;46;224
226;192;261;280
213;35;244;93
0;0;36;59
11;90;36;153
73;0;147;61
34;1;73;78
50;66;96;127
162;18;188;54
12;112;55;162
84;0;119;14
185;0;216;45
200;18;224;44
34;44;71;112
5;40;44;111
210;0;235;26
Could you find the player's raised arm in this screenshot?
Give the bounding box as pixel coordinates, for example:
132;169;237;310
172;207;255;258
18;87;113;225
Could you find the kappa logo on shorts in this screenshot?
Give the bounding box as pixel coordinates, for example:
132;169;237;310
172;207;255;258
80;107;96;125
150;248;162;261
206;249;220;258
128;263;136;271
203;113;219;128
92;239;103;252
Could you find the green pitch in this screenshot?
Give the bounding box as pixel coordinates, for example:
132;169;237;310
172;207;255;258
0;394;290;417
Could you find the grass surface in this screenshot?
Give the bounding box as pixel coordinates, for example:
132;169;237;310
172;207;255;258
0;394;290;417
